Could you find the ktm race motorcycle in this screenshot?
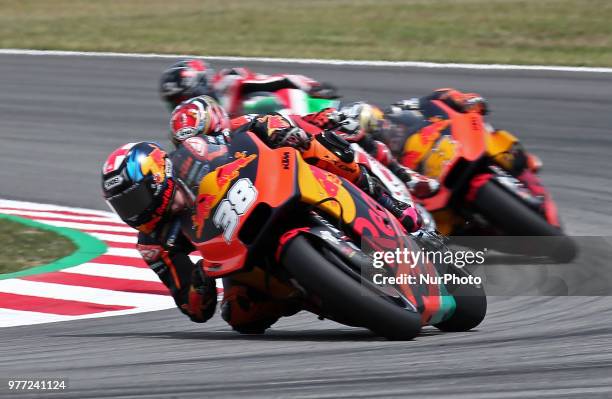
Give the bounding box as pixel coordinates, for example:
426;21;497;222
188;129;486;340
390;99;576;261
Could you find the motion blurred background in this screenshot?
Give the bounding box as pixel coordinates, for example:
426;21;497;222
1;0;611;66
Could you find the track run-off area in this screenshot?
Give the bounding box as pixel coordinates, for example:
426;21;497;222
0;52;612;398
0;199;179;327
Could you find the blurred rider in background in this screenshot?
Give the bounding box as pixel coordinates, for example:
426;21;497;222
210;66;339;117
159;59;217;112
383;88;542;175
159;59;338;114
301;102;441;199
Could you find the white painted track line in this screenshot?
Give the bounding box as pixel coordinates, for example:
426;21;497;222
62;263;160;282
105;247;142;258
31;219;134;233
0;209;116;222
90;232;137;244
0;308;81;327
0;49;611;73
0;199;118;218
0;279;174;308
0;306;177;328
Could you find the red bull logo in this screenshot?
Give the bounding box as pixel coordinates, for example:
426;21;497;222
193;193;217;237
193;153;257;237
310;167;340;197
257;115;291;137
216;153;257;188
140;148;167;184
419;120;449;145
401;150;422;170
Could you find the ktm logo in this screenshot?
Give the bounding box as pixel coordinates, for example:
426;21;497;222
282;152;290;170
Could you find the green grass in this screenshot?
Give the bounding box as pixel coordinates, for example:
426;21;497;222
0;0;611;66
0;219;76;274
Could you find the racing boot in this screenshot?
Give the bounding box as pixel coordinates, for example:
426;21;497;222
220;281;300;334
406;175;440;199
376;190;422;233
181;263;217;323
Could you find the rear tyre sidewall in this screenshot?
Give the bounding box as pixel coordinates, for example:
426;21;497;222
282;236;422;340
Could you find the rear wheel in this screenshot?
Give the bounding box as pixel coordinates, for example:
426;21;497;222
474;181;577;262
282;236;422;340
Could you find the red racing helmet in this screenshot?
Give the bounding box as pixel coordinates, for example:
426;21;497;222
169;95;230;146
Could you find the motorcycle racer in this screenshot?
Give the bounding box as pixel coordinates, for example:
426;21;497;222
159;59;338;115
102;140;306;333
210;66;338;117
169;96;423;233
101;112;422;333
385;88;542;175
159;59;217;111
101;142;217;324
302;103;441;199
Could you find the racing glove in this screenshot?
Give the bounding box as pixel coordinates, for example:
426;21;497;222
303;107;365;142
303;107;344;131
251;114;312;151
377;191;422;233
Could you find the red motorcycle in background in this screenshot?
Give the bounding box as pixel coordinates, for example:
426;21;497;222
212;67;340;117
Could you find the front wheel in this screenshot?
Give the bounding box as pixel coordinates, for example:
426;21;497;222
434;267;487;332
282;236;422;340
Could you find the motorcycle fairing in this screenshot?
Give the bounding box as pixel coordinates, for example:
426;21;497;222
192;131;454;324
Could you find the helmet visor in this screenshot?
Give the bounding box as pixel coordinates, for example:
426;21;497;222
106;181;156;222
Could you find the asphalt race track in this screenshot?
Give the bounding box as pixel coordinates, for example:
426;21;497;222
1;54;612;398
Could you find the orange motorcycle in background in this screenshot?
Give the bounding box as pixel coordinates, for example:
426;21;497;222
395;99;576;261
188;130;487;340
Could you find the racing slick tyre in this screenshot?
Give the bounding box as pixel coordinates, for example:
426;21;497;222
474;181;577;262
433;267;487;332
282;236;422;340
